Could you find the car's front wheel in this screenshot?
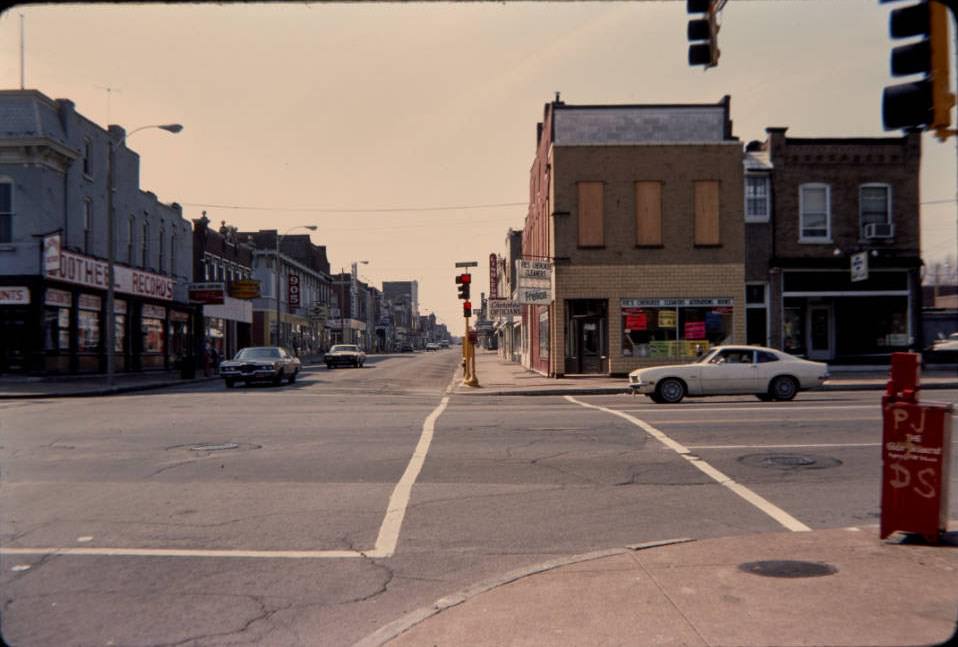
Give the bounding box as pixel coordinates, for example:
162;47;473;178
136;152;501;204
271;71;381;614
656;378;686;404
224;378;235;389
769;375;798;401
273;370;284;386
288;370;297;384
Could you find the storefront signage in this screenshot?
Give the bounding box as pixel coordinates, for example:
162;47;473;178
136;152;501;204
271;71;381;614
0;286;30;305
229;279;260;300
621;298;733;308
43;234;62;274
204;297;252;324
142;304;166;320
516;260;552;304
78;294;101;311
851;252;869;283
288;273;301;307
684;321;706;339
188;282;225;305
45;288;71;307
658;310;676;328
489;253;499;299
489;299;522;318
46;250;175;301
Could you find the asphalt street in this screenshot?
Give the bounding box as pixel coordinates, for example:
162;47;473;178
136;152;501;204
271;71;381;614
1;350;955;646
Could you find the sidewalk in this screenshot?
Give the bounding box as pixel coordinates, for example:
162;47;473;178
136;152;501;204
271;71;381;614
0;370;220;399
454;350;958;397
359;526;958;647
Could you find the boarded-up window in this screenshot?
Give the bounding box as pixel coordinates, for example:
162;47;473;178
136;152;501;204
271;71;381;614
577;182;604;247
694;180;720;246
635;182;662;246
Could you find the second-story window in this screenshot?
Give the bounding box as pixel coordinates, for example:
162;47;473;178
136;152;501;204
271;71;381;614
0;180;12;244
158;222;165;273
577;181;604;247
127;216;134;264
83;200;93;254
142;221;149;267
799;183;831;242
694;180;721;246
83;139;93;176
635;181;663;246
745;175;770;222
860;184;892;238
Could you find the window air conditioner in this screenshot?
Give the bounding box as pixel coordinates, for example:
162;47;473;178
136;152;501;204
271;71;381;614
864;223;894;239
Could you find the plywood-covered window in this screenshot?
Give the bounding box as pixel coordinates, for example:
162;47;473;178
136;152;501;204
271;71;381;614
635;181;662;246
577;182;604;247
694;180;721;246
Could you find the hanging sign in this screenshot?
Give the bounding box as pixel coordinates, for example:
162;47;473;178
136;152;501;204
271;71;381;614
288;273;301;307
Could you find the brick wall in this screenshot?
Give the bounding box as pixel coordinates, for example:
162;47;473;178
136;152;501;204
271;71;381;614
552;143;745;267
554;263;746;375
766;130;921;259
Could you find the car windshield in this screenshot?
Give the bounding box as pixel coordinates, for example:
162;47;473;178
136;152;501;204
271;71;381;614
331;345;359;353
235;348;280;360
697;349;720;364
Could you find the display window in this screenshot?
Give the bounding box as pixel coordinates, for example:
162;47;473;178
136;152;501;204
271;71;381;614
538;309;549;361
78;294;101;352
142;318;165;353
621;298;733;359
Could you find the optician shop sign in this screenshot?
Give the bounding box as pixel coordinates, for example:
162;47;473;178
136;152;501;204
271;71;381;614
45;249;174;301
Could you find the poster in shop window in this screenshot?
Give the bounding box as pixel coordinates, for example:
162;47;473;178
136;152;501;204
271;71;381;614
658;310;676;328
684;321;706;340
625;312;648;331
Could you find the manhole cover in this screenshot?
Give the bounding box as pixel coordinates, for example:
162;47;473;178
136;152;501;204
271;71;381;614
739;560;837;578
738;453;842;470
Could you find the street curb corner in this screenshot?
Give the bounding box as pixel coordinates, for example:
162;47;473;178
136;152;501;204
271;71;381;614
351;537;695;647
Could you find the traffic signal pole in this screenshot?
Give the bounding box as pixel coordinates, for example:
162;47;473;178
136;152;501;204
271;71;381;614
455;267;480;387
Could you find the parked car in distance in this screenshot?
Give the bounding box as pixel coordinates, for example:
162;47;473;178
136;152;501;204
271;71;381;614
220;346;301;388
425;342;439;351
399;343;414;353
628;345;829;403
326;344;366;368
438;340;450;348
926;331;958;363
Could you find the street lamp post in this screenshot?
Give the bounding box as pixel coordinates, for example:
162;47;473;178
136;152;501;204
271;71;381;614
106;123;182;388
275;225;317;348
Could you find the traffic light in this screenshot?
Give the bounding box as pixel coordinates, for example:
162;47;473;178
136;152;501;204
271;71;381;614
456;273;471;300
687;0;720;68
882;0;955;137
463;300;472;318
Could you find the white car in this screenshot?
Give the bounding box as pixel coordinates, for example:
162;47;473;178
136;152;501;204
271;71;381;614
628;345;830;404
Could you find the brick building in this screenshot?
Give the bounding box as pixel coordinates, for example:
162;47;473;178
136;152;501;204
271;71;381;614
521;95;746;376
745;128;922;362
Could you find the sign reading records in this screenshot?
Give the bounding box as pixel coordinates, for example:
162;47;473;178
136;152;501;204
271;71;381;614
516;260;552;304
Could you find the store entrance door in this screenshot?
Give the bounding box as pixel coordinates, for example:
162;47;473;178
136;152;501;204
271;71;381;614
565;300;608;374
807;303;834;361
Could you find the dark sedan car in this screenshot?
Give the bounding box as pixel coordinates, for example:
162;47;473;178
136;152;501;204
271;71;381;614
325;344;366;368
219;346;301;387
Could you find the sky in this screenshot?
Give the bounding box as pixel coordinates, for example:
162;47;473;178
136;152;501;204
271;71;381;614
1;1;956;329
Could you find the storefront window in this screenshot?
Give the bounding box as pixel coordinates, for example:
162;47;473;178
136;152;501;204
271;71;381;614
77;294;102;353
783;305;805;355
44;308;69;351
621;298;733;359
538;309;549;361
142;318;165;353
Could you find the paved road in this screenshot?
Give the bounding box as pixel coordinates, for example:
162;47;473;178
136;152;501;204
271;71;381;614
1;352;955;646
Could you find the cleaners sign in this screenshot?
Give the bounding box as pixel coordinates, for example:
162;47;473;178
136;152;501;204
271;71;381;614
515;260;552;305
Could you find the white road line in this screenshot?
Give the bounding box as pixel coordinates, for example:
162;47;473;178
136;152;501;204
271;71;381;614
686;442;881;450
619;405;876;414
0;547;366;559
565;396;812;533
372;392;451;558
645;416;877;425
3;372;458;562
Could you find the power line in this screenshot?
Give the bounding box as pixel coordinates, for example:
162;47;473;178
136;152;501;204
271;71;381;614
180;201;527;214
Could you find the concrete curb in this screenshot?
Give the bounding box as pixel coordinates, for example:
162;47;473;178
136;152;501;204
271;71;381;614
352;537;695;647
0;376;221;400
453;381;958;397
